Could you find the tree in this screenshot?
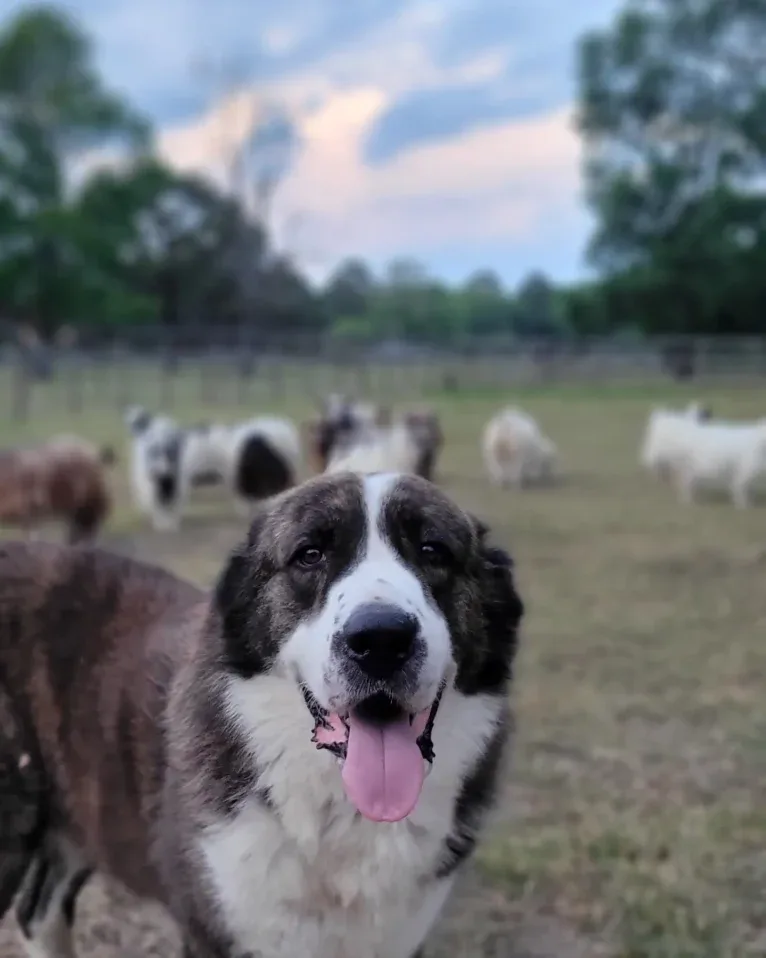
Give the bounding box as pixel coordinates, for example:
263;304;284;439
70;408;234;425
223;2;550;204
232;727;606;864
514;272;565;336
75;161;260;325
577;0;766;335
371;259;458;343
322;258;375;322
459;270;514;337
74;159;328;336
0;5;148;332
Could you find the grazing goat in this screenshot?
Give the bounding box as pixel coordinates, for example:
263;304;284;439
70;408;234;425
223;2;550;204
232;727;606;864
326;421;422;476
212;415;302;514
320;399;444;481
305;396;389;473
125;407;301;529
653;415;766;507
640;401;714;480
0;435;113;542
401;407;444;482
125;407;186;531
481;407;556;488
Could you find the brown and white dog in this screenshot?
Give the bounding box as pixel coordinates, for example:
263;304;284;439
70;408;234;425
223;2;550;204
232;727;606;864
0;471;523;958
0;436;114;543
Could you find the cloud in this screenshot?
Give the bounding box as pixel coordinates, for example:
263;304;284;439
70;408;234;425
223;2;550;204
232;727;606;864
363;78;556;165
66;0;414;122
286;101;582;255
149;81;583;281
57;0;625;284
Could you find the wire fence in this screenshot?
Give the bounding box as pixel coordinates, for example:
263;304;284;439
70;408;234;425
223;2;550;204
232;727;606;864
2;329;766;423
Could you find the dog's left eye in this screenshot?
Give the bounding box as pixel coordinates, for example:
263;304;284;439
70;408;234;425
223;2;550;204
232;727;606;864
291;545;325;569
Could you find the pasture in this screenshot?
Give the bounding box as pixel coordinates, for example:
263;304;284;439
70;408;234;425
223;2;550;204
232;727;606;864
0;370;764;958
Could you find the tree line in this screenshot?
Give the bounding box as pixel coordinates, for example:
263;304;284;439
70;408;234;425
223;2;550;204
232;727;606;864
1;1;765;347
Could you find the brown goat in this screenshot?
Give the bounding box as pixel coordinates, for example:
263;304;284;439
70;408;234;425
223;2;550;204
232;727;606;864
0;436;115;543
401;407;444;481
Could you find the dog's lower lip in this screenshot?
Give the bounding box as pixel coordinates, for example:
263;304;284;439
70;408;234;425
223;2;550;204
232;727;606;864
303;682;446;766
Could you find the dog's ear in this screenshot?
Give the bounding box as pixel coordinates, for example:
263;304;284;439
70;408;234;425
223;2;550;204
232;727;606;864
457;514;524;696
213;511;277;676
470;513;517;573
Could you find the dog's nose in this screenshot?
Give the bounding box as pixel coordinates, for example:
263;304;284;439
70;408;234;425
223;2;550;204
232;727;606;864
341;602;419;679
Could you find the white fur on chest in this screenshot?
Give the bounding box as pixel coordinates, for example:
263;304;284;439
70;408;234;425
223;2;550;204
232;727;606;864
198;676;503;958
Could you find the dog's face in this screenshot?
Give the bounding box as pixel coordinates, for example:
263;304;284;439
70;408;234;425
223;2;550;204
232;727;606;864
215;471;523;821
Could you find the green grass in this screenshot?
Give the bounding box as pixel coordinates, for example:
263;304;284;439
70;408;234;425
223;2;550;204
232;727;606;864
0;370;764;957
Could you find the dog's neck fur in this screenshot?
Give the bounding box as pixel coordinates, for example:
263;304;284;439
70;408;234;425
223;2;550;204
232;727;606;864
162;643;510;958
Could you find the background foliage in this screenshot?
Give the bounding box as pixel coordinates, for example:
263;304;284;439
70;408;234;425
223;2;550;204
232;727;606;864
1;1;765;343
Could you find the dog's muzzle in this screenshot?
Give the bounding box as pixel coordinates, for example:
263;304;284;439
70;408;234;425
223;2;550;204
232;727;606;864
300;600;445;824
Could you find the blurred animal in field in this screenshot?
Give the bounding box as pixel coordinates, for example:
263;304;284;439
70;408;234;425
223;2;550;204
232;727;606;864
125;406;301;530
310;395;443;481
641;402;766;508
482;407;557;488
640;401;715;481
0;435;114;542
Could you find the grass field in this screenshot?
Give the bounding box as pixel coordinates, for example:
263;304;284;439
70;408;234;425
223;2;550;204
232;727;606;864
0;375;764;957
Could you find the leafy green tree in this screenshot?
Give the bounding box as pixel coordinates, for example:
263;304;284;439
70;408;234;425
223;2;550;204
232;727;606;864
322;258;375;323
76;161;260;326
514;271;567;336
577;0;766;335
0;5;148;332
457;270;515;337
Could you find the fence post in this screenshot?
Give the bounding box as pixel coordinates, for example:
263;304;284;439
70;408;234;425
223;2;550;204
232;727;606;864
11;357;31;422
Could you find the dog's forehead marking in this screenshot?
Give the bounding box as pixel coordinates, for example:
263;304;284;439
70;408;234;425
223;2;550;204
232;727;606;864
360;472;400;541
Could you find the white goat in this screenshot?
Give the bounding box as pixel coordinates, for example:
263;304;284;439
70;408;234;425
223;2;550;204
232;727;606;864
481;406;557;488
640;401;712;479
659;417;766;507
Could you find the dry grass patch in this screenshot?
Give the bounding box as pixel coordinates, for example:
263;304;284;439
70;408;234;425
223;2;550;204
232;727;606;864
0;380;763;957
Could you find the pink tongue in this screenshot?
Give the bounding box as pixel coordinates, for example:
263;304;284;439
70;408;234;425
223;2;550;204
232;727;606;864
341;714;426;822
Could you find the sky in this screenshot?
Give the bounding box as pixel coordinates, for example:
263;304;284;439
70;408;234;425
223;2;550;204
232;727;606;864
50;0;624;287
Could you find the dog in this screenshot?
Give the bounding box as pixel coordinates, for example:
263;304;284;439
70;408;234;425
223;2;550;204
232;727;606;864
0;471;523;958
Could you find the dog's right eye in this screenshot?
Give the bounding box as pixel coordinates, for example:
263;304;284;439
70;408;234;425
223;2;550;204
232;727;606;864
290;545;325;569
